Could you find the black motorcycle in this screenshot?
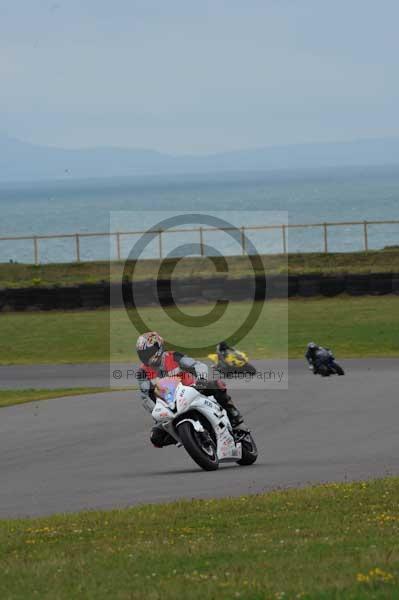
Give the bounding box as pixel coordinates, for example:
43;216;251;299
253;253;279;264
312;350;345;377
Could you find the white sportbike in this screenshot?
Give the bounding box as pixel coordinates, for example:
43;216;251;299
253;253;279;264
148;377;258;471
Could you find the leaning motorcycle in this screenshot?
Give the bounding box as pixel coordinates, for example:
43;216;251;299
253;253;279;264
148;377;258;471
312;350;345;377
208;349;257;376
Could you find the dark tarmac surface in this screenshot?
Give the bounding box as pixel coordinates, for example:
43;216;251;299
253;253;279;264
1;359;398;519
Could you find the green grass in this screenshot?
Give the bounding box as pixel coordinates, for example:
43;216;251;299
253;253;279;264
0;295;398;365
284;248;399;275
2;248;399;288
1;478;398;599
0;387;135;408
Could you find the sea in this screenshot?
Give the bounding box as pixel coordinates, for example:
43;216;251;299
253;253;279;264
0;165;398;264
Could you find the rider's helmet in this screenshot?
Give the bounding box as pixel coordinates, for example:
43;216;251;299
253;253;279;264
136;332;164;366
307;342;317;350
218;340;229;353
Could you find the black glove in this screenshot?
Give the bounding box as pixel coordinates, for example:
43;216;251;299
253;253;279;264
195;377;208;391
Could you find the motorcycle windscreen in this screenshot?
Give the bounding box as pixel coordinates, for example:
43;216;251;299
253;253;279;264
154;377;180;406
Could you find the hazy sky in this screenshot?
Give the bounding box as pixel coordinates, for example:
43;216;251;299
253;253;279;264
1;0;398;153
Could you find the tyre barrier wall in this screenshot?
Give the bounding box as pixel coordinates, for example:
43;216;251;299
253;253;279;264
1;273;399;311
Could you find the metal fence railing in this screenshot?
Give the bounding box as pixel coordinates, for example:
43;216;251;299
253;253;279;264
1;219;399;265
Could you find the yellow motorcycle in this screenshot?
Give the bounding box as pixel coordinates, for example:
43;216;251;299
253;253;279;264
208;349;257;376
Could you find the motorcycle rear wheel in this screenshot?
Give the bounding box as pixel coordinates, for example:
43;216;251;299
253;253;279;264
243;363;256;375
177;421;219;471
317;364;330;377
332;362;345;376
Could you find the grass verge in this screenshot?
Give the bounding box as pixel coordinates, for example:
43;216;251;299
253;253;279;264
2;249;399;288
0;295;398;364
0;387;134;408
1;478;398;599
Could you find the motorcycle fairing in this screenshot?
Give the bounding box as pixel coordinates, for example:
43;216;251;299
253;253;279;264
152;398;175;421
176;385;242;461
224;350;247;367
154;380;242;461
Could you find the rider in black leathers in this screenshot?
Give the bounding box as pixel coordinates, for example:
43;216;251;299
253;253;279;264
216;340;234;361
305;342;331;373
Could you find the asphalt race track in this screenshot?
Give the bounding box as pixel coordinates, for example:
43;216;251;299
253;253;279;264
1;359;398;519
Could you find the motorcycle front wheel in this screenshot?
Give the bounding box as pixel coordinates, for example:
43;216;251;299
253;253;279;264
236;432;258;466
177;421;219;471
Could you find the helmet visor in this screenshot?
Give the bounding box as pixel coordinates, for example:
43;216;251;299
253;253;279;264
137;346;158;365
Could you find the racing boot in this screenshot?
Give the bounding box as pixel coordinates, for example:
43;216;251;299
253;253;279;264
225;401;244;429
150;424;176;448
201;380;244;429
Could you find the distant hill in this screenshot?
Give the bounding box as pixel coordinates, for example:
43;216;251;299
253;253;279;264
0;133;399;182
